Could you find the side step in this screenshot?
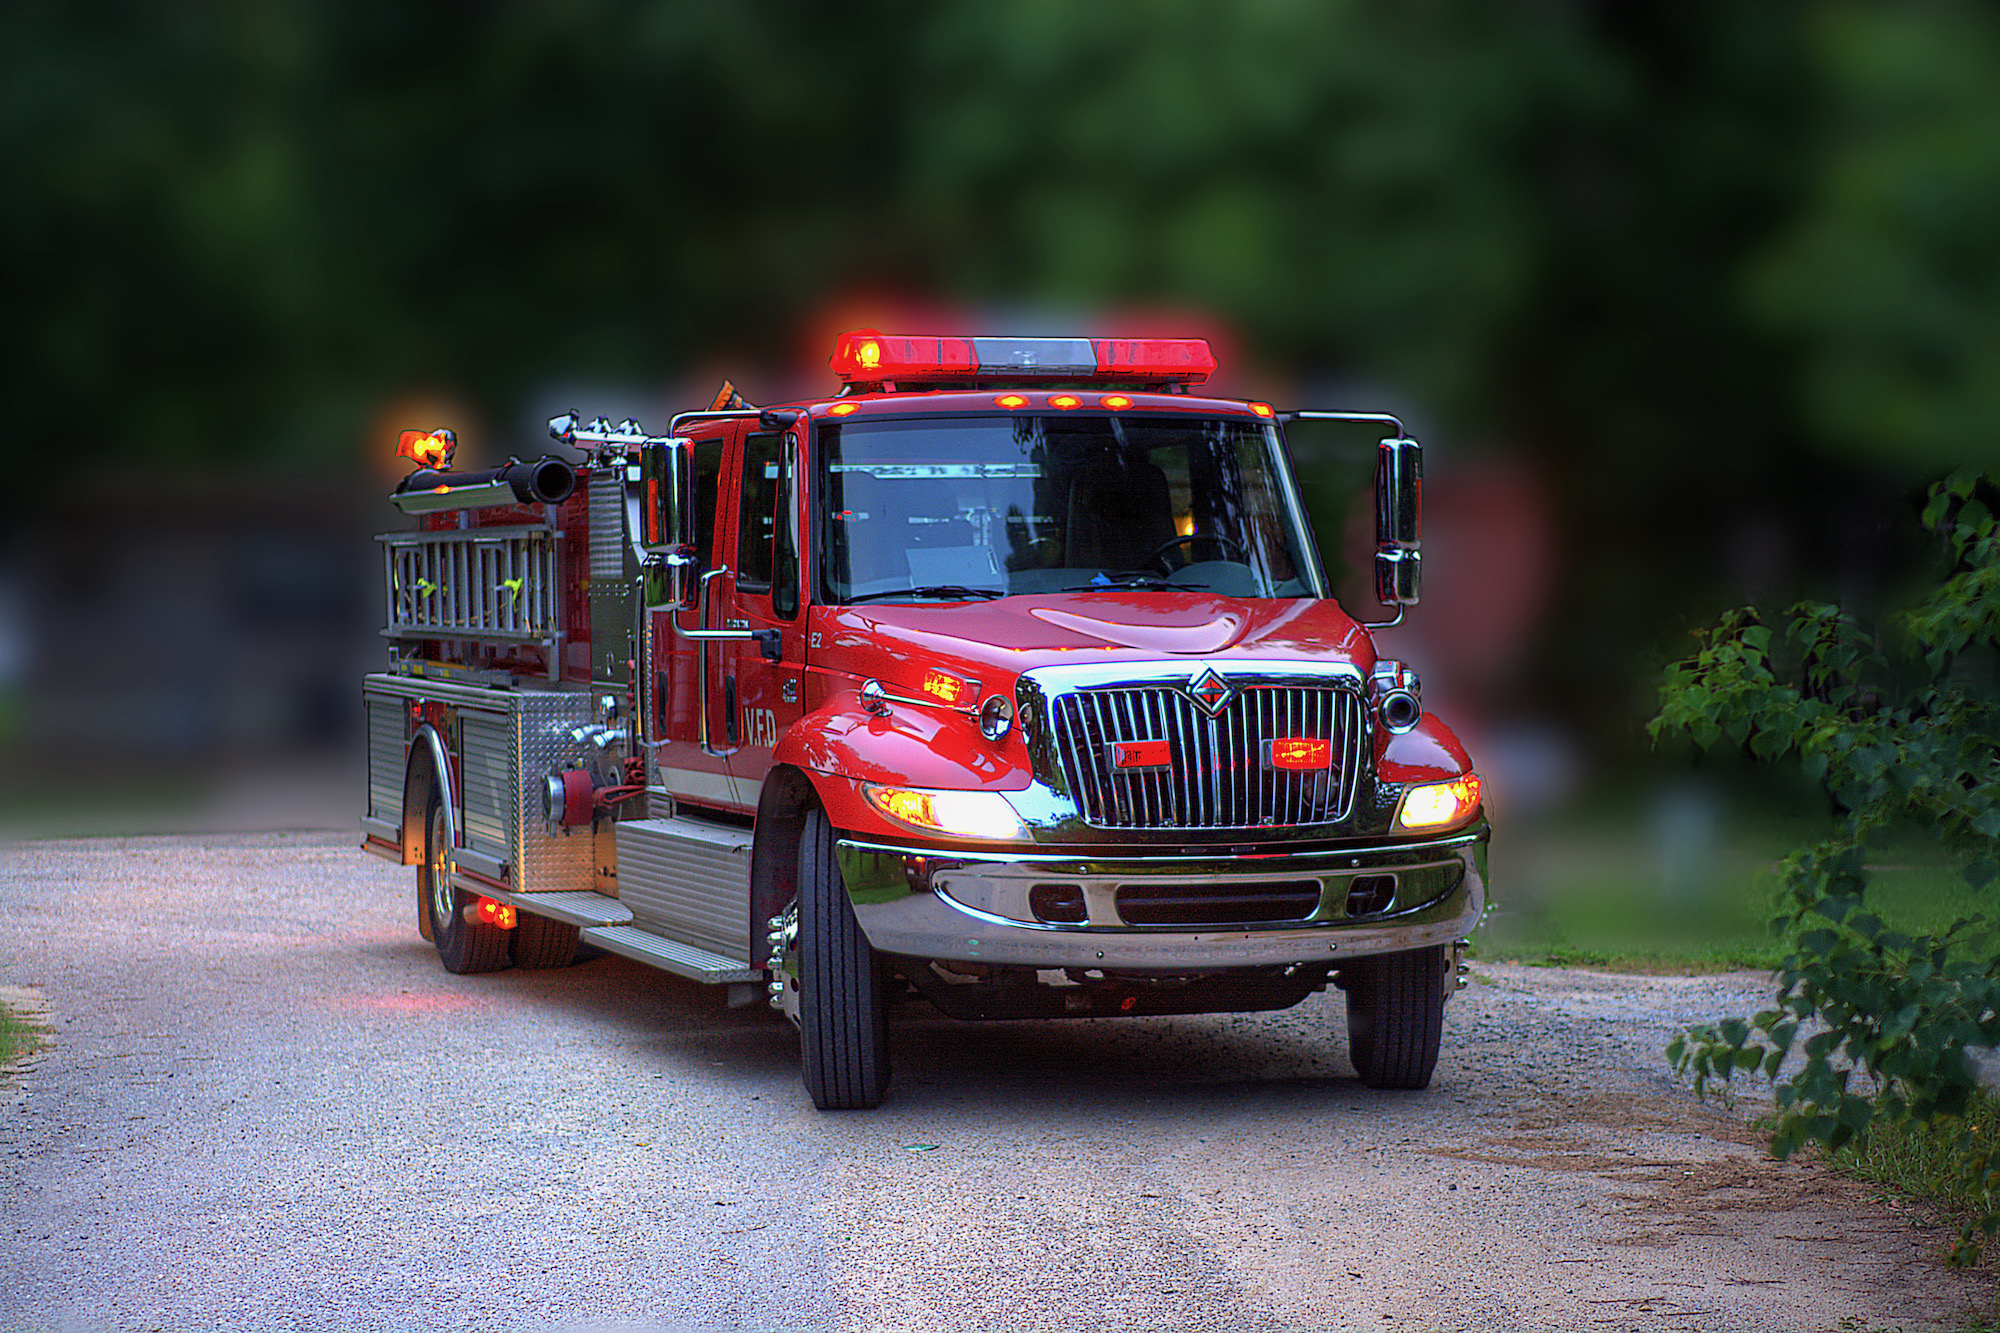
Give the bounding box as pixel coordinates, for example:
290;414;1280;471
463;887;634;929
578;924;764;984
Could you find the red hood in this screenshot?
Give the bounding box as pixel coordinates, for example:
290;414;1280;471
812;593;1373;694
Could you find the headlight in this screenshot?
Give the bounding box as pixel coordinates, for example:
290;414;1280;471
862;785;1027;841
1395;774;1482;832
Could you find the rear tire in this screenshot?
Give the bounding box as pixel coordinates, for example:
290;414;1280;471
1344;945;1446;1090
421;790;509;975
512;911;580;969
797;808;890;1110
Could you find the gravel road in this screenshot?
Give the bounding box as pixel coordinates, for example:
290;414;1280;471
2;831;1993;1332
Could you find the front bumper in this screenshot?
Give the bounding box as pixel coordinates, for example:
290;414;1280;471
835;825;1487;971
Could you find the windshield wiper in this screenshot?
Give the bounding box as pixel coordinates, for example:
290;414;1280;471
1060;573;1210;592
845;585;1007;605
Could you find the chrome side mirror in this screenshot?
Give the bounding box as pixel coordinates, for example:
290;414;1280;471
639;438;698;609
639;438;695;553
1373;437;1422;606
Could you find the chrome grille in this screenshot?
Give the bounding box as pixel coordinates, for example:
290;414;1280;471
1050;685;1365;829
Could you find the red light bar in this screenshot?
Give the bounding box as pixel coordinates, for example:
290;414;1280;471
1109;738;1172;770
1266;738;1332;771
830;331;977;382
831;329;1216;385
1091;338;1216;384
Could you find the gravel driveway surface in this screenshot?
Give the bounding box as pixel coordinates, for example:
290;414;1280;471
2;831;1994;1332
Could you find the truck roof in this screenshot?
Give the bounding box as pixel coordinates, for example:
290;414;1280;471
785;388;1272;422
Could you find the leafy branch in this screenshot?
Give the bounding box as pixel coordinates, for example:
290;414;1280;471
1653;471;2000;1264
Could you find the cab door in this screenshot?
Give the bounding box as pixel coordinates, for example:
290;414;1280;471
714;424;807;806
645;426;737;811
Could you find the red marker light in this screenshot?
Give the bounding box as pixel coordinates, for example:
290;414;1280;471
1049;394;1082;410
828;401;860;417
1267;738;1332;770
1249;402;1276;419
1110;738;1172;769
1100;394;1133;410
994;394;1029;409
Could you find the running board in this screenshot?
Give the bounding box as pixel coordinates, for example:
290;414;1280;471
460;887;634;929
578;924;764;984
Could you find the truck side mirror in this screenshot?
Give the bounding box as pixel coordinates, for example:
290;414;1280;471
1373;437;1422;606
639;438;698;609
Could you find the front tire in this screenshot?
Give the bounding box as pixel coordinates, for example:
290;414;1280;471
797;808;890;1110
1344;945;1446;1090
421;790;509;975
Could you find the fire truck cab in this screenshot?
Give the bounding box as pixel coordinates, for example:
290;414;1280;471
360;331;1488;1110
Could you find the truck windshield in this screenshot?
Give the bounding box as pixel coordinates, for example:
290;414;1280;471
815;414;1319;604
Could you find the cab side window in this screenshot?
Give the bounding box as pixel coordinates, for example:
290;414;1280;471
736;431;797;616
694;437;724;572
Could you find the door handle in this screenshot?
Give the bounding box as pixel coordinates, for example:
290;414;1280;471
750;628;783;663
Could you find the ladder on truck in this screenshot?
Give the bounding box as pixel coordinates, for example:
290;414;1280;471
379;523;564;680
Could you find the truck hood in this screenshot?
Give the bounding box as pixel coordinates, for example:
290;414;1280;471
815;592;1374;694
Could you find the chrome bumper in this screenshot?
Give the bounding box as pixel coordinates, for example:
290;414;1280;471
835;827;1487;971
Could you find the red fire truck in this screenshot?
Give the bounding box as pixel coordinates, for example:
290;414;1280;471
360;331;1487;1109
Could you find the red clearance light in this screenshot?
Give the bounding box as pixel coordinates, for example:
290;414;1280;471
828;401;861;417
1110;738;1172;770
1267;738;1332;770
1250;402;1276;418
469;897;518;929
1100;394;1133;410
830;329;978;382
1049;394;1082;410
1092;338;1216;384
830;329;1218;384
921;669;980;707
994;393;1029;409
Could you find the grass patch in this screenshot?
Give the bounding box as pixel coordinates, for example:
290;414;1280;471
1827;1089;2000;1271
0;993;50;1073
1479;793;1991;974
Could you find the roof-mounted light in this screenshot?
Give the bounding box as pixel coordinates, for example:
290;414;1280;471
397;428;457;470
830;329;1216;386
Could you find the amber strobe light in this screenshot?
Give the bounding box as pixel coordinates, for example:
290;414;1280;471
397;428;458;470
920;669;980;707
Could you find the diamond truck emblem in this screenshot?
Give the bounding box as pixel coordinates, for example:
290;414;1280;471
1187;667;1234;717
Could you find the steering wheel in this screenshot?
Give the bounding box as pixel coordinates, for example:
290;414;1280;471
1144;532;1250;572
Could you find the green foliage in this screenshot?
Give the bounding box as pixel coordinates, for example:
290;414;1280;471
1654;471;2000;1265
1833;1088;2000;1249
1751;3;2000;476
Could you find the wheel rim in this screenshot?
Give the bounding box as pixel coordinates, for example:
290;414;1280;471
426;805;453;929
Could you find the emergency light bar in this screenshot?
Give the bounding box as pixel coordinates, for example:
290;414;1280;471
830;330;1216;386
